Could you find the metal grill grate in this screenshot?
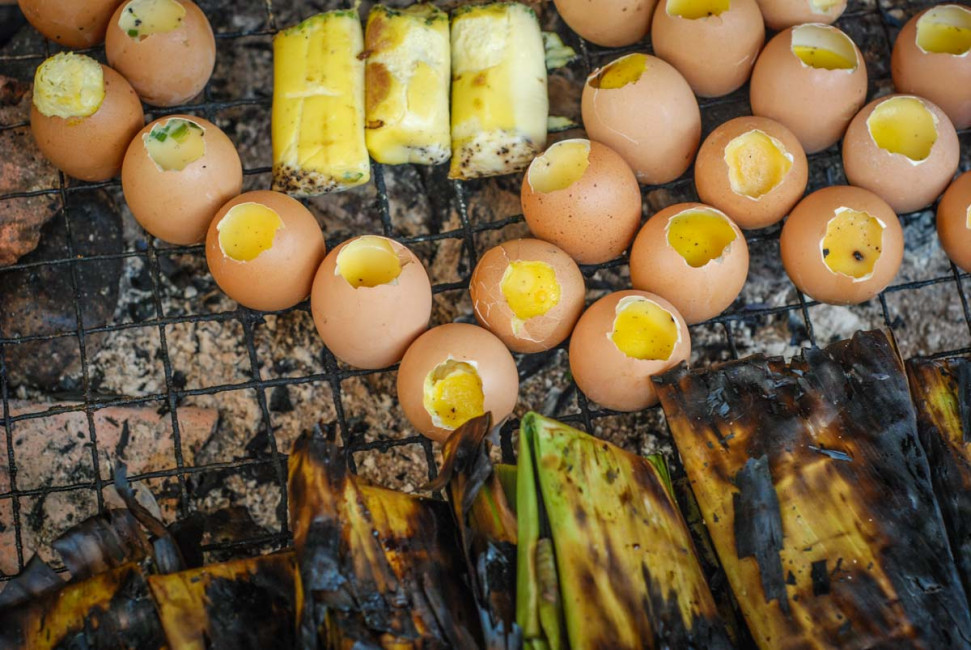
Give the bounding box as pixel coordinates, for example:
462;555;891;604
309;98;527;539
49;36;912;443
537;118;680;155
0;0;969;583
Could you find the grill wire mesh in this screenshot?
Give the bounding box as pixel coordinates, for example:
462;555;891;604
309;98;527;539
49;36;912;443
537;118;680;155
0;0;969;587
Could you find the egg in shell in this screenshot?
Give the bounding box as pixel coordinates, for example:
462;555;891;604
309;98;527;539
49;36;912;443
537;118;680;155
17;0;123;48
397;323;519;443
569;290;690;411
552;0;656;47
842;95;959;215
937;171;971;274
311;236;432;370
780;186;904;305
754;0;847;31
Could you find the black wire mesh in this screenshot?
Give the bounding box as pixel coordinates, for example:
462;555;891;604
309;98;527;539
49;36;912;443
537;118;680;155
0;0;970;584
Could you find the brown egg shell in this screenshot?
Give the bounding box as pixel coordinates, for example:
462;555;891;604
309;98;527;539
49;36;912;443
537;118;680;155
105;0;215;107
937;171;971;273
755;0;847;30
629;203;749;324
311;237;432;370
396;323;519;443
18;0;123;48
750;25;867;154
553;0;656;47
581;54;701;185
30;65;144;182
205;190;326;312
122;115;242;245
469;238;586;353
891;5;971;130
521;140;642;264
651;0;765;98
695;116;809;229
569;290;690;412
842;95;959;215
780;186;904;305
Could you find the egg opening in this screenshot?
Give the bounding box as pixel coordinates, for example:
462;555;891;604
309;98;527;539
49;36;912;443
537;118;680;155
821;208;885;281
724;129;794;200
916;5;971;56
865;96;938;163
32;52;105;119
610;296;680;361
966;204;971;229
810;0;842;12
527;140;590;193
665;209;737;268
118;0;186;39
335;236;404;288
144;118;206;172
590;53;648;89
791;24;859;70
422;359;485;430
666;0;730;19
217;203;284;262
500;260;561;331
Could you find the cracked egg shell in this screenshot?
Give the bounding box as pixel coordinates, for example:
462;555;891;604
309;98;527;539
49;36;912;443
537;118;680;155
205;190;326;311
569;290;690;411
553;0;656;47
780;186;903;305
469;238;585;353
630;203;748;324
937;171;971;273
311;236;432;370
754;0;846;31
18;0;123;48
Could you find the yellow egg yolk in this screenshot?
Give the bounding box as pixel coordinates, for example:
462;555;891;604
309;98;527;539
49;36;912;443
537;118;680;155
822;208;885;280
810;0;842;12
336;236;403;288
591;53;648;89
217;203;284;262
118;0;186;39
916;6;971;55
527;140;590;193
32;52;105;119
423;360;485;430
724;130;793;199
144;118;206;171
791;25;858;70
666;209;737;268
500;260;561;323
610;296;680;361
666;0;730;19
867;96;938;162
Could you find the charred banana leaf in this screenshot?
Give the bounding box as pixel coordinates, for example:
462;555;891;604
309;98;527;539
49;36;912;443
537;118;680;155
655;330;971;649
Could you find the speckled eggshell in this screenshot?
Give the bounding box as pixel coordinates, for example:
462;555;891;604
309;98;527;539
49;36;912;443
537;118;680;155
755;0;847;30
568;290;690;411
553;0;656;47
18;0;123;48
937;171;971;273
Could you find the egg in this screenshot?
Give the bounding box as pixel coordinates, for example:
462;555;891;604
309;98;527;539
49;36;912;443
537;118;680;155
311;236;432;370
754;0;846;31
569;290;690;411
842;95;959;215
122;115;242;245
396;323;519;443
581;53;701;184
750;24;867;154
651;0;765;98
629;203;748;324
553;0;656;47
780;186;904;305
205;190;326;311
695;116;808;229
30;52;144;182
105;0;215;107
937;172;971;273
891;5;971;130
521;139;641;264
469;238;585;353
17;0;122;48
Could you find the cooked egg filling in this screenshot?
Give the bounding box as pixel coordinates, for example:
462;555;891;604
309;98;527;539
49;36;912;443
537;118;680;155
591;53;648;89
119;0;186;39
144;118;206;171
423;359;485;430
966;204;971;230
500;260;561;325
666;0;730;19
32;52;105;119
810;0;842;12
821;208;885;280
791;25;858;70
725;130;793;199
610;296;679;361
666;209;737;268
336;236;402;288
217;203;284;262
866;96;938;162
527;140;590;193
916;5;971;55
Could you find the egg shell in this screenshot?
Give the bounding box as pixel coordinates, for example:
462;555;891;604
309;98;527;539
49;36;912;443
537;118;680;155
105;0;215;107
891;5;971;130
695;116;809;229
750;25;867;154
651;0;765;98
469;238;585;353
205;190;326;312
311;237;432;370
553;0;656;47
30;65;144;182
780;186;904;305
18;0;123;48
569;290;690;411
581;54;701;185
396;323;519;443
521;140;642;264
629;203;749;324
122;115;242;245
842;95;959;215
754;0;847;30
937;171;971;273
